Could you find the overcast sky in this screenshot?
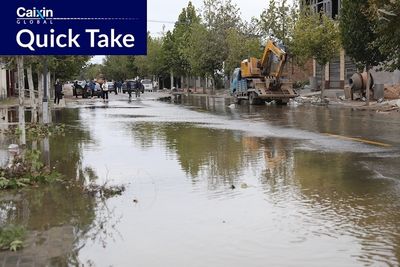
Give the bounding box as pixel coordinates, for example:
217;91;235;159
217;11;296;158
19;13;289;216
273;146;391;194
91;0;272;64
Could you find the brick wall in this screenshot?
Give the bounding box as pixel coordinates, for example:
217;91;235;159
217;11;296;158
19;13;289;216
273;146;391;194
286;58;313;83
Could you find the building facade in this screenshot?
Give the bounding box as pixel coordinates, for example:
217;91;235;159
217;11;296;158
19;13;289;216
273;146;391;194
0;63;16;100
308;0;399;89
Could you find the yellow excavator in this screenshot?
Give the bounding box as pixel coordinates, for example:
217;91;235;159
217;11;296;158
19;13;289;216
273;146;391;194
230;37;297;105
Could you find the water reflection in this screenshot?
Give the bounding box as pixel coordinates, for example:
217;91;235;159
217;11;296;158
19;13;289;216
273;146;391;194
0;108;120;266
128;120;400;265
0;98;399;266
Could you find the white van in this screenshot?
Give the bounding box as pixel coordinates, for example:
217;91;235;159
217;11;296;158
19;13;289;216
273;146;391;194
141;79;153;92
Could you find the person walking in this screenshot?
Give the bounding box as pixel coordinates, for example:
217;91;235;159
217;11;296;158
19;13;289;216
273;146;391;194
135;79;141;98
118;81;123;93
102;81;109;100
89;80;96;98
54;79;63;105
126;81;132;99
113;80;118;95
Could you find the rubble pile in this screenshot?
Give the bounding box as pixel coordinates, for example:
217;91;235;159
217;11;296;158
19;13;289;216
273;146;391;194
295;95;330;106
384;85;400;99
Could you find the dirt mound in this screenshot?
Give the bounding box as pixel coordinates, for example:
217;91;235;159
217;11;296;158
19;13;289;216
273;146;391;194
384;85;400;99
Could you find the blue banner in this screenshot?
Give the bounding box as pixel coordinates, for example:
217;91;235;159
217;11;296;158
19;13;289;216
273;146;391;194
1;0;147;55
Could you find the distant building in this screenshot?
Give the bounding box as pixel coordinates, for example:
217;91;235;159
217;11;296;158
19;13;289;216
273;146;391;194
305;0;399;89
306;0;341;18
0;62;16;100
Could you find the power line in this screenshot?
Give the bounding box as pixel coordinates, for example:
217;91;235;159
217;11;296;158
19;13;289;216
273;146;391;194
148;19;175;24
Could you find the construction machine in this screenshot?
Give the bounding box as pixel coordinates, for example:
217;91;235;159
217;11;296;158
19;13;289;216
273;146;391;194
230;37;297;105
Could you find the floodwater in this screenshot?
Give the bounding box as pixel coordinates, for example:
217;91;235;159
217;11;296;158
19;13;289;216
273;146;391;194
0;94;400;266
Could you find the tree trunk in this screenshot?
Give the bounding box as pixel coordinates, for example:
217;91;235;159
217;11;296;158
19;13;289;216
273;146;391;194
47;71;52;123
17;56;26;145
37;71;43;123
366;64;370;106
27;65;38;123
204;76;207;94
211;75;216;95
170;70;174;89
321;64;325;99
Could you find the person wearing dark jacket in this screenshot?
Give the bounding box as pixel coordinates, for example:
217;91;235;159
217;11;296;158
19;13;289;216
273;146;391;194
127;81;132;98
113;81;118;95
54;79;63;104
135;80;141;98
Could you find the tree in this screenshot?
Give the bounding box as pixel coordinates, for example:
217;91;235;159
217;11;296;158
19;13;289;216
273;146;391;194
202;0;242;62
340;0;387;104
161;31;179;88
256;0;298;44
51;56;91;81
368;0;400;71
134;35;164;79
172;1;201;79
101;56;136;81
224;29;261;77
185;22;232;91
291;12;341;95
83;64;102;80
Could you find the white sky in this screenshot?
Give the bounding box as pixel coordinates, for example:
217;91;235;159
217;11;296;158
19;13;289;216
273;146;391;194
148;0;269;36
91;0;276;64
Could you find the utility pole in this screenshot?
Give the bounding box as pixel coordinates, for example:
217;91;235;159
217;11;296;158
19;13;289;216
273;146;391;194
42;56;49;124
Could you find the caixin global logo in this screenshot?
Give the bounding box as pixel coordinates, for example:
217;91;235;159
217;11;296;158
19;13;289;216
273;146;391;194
16;7;54;24
2;0;147;55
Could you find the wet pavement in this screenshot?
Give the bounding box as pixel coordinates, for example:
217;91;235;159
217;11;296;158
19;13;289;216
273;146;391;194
0;93;399;266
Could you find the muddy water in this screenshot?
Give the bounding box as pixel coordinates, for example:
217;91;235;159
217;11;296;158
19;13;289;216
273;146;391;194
0;95;400;266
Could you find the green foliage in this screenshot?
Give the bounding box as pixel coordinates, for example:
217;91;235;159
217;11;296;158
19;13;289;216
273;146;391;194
202;0;243;63
0;150;61;190
161;31;179;75
52;56;91;80
1;124;65;140
171;1;201;76
185;23;225;81
225;29;262;76
134;35;164;78
291;12;341;67
101;56;136;81
255;0;299;44
340;0;387;69
0;225;26;251
83;63;103;80
1;55;90;83
367;0;400;71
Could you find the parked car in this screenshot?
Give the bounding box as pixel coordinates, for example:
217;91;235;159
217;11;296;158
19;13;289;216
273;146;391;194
141;79;153;92
105;82;116;93
73;80;91;98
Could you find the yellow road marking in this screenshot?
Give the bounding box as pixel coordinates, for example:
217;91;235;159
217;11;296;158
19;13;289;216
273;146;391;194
324;133;392;147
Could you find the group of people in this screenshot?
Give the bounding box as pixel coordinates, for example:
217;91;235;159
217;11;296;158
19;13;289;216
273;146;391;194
53;79;145;104
126;80;144;99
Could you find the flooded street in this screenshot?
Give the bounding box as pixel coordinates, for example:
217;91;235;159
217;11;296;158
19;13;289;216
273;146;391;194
1;93;400;266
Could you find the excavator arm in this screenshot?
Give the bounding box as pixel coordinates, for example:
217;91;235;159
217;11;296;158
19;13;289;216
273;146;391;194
259;39;287;80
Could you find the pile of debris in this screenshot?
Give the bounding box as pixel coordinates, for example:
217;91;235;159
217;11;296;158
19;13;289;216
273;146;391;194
384;85;400;99
295;92;330;106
